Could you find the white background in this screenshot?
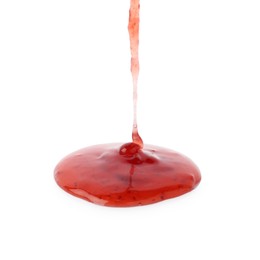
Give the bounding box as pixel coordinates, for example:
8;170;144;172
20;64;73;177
0;0;260;259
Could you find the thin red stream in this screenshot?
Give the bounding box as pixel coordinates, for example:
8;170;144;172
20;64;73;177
128;0;143;147
54;0;201;207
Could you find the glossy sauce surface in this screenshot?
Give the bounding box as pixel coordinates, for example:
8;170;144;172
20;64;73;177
55;143;201;207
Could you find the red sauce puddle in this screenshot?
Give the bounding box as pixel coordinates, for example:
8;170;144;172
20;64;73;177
54;0;201;207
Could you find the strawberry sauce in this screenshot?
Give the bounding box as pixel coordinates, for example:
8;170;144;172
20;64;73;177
54;0;201;207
